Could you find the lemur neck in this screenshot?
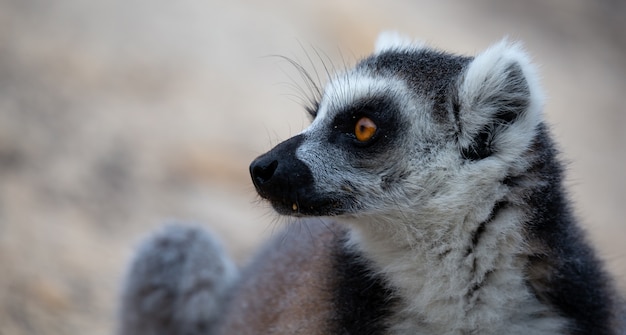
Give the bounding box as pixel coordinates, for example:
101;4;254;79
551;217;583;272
340;200;539;330
349;201;521;261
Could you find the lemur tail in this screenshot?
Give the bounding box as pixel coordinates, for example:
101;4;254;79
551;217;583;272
118;223;238;335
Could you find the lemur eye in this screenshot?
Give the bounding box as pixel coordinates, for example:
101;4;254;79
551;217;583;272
354;117;377;142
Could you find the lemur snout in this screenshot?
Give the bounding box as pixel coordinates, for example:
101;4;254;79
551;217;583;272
249;134;307;195
249;134;319;215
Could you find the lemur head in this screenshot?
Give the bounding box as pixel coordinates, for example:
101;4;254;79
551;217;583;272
250;33;544;224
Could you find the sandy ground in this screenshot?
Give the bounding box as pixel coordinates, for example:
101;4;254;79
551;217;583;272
0;0;624;334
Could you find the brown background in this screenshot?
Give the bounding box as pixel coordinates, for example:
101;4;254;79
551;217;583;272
0;1;624;334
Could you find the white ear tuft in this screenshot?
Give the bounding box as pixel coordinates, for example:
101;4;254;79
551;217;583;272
457;39;545;161
375;31;425;53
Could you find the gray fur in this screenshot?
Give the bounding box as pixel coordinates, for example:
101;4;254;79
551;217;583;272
118;223;237;335
118;34;624;334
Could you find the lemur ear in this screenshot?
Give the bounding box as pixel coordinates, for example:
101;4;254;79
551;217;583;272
375;31;425;53
456;39;544;161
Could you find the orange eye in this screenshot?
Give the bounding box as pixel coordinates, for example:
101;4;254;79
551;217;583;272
354;117;377;142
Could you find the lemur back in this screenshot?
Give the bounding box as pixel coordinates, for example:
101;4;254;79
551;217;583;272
118;34;624;334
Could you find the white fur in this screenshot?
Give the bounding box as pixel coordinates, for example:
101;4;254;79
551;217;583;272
308;71;410;127
375;31;426;53
457;39;545;166
341;191;567;334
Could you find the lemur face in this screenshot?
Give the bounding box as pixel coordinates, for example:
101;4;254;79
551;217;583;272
251;37;542;220
250;64;439;217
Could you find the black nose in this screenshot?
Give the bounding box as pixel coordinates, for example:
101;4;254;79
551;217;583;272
250;157;278;190
249;134;312;200
249;135;338;216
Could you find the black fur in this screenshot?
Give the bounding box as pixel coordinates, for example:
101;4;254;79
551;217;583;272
328;95;407;163
523;124;618;334
250;134;345;216
331;238;398;335
460;128;494;161
465;201;508;257
358;49;471;100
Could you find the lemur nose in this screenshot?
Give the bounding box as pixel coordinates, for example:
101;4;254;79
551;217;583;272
249;134;311;202
250;158;278;188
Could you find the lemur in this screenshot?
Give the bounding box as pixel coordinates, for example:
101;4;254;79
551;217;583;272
118;33;624;334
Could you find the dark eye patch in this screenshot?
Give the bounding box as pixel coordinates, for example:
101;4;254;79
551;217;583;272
328;95;404;153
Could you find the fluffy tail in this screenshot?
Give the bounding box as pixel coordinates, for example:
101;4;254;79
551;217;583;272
118;223;238;335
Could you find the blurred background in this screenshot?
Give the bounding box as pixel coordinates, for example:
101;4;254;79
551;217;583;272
0;0;624;334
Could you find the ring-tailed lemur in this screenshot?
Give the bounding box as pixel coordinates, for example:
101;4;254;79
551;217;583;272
118;33;624;334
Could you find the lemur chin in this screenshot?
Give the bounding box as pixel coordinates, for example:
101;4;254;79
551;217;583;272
118;32;625;335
